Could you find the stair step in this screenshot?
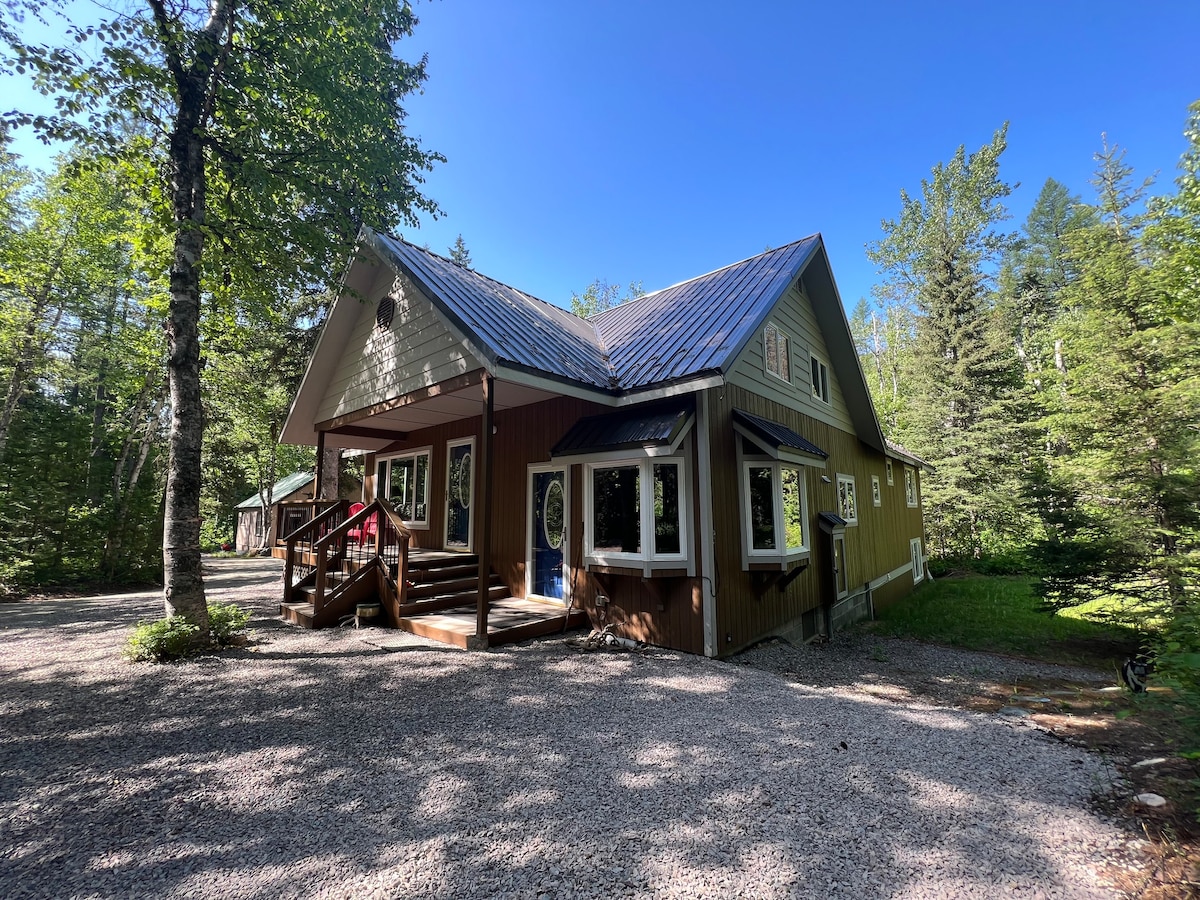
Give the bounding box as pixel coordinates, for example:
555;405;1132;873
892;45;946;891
407;563;480;582
409;553;479;572
406;573;502;598
402;584;508;608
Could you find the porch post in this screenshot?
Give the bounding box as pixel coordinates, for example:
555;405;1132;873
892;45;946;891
473;375;494;647
314;430;327;498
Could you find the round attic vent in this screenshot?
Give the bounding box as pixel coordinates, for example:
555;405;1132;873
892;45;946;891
375;295;396;331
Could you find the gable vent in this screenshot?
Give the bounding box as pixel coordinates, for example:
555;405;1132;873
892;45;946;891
375;295;396;331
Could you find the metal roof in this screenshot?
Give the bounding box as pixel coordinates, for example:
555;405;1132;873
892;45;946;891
372;233;615;389
732;409;829;459
591;237;822;388
550;402;693;457
368;231;820;394
235;471;314;510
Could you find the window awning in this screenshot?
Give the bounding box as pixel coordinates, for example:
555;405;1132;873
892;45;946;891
733;409;828;468
551;402;694;459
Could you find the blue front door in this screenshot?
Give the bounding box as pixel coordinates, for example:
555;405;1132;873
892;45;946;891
530;469;566;601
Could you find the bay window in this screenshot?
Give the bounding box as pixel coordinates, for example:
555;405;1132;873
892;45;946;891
586;458;689;569
743;460;809;562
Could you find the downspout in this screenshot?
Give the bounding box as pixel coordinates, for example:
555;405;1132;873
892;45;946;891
697;390;718;657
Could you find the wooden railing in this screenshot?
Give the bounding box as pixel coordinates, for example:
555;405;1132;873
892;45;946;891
275;499;343;547
282;497;411;619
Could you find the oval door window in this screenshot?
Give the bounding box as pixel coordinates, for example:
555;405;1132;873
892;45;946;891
543;479;564;550
456;452;472;509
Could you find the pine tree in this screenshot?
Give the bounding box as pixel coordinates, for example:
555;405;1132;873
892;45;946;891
1035;135;1200;614
449;234;473;268
867;126;1024;558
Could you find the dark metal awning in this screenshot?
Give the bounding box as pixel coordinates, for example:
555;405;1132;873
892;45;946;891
551;402;695;459
732;409;828;467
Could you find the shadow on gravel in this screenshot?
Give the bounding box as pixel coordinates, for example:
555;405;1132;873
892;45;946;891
0;567;1119;898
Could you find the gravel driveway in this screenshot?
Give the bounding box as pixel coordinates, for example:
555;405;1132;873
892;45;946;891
1;558;1133;899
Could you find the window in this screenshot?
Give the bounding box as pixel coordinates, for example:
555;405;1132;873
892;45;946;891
905;467;918;507
886;459;894;486
810;354;830;404
743;461;809;558
871;474;881;507
375;447;431;527
586;458;688;565
764;322;791;383
911;537;924;583
836;473;858;525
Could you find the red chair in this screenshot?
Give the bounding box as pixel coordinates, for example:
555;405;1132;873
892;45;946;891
346;502;367;543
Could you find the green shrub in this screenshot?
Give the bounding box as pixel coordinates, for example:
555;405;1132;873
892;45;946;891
125;616;202;662
208;603;252;645
125;603;251;662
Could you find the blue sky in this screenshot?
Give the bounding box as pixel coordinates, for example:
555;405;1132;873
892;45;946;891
6;0;1200;311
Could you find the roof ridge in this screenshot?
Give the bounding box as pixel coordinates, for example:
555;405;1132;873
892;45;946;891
391;233;594;325
590;234;821;323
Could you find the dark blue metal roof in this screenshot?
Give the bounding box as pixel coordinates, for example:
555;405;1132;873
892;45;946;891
733;409;828;458
591;237;822;388
550;402;693;457
372;233;615;389
367;231;820;394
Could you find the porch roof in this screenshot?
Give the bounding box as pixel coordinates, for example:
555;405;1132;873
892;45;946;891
235;471;314;510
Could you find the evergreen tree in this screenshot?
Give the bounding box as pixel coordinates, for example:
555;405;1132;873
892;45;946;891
866;126;1024;558
448;234;473;268
1035;135;1200;614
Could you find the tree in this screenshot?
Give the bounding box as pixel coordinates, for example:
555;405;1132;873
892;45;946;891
5;0;441;640
570;279;645;318
866;126;1025;557
1035;134;1200;614
448;233;472;268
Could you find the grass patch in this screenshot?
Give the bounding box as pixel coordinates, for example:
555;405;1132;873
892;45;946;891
869;576;1143;670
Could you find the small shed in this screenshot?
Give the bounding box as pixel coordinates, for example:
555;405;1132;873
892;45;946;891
234;471;315;554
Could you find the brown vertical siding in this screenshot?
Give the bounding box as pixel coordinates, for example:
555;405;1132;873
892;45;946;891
370;393;705;655
706;383;924;655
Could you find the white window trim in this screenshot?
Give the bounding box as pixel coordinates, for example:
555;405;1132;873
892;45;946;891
375;445;433;529
740;458;811;567
763;321;792;384
526;463;570;605
445;437;476;551
810;353;830;405
905;466;919;508
886;459;894;486
836;473;859;526
871;474;882;507
583;456;692;573
911;537;924;583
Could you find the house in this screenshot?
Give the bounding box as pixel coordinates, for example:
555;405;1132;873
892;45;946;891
234;471;315;554
278;229;927;654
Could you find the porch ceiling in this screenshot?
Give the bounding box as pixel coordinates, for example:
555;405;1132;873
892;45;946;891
321;378;567;451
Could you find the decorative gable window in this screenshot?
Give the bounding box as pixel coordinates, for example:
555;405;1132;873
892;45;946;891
836;473;858;525
375;447;431;527
585;459;689;568
905;467;919;507
810;354;830;404
871;474;882;507
764;322;791;383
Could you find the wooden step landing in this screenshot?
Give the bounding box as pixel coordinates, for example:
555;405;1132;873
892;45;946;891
396;597;589;649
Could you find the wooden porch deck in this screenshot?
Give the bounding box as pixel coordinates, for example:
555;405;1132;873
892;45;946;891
397;596;590;649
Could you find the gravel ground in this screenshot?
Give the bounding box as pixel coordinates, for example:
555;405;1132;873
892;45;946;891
0;558;1137;899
